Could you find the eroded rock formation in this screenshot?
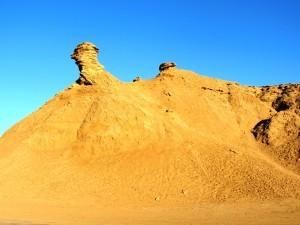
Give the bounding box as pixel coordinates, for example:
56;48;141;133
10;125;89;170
0;43;300;217
252;84;300;172
159;62;176;71
71;42;105;85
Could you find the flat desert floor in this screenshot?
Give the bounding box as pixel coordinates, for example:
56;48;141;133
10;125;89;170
1;199;300;225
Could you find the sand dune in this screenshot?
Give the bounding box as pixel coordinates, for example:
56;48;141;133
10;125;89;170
0;42;299;224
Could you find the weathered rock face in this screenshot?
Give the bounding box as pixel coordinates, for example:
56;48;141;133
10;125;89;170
159;62;176;72
252;84;300;172
71;42;105;85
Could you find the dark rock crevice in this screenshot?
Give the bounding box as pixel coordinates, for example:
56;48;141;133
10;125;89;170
252;118;272;144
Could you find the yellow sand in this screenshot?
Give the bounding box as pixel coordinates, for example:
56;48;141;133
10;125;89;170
0;43;299;224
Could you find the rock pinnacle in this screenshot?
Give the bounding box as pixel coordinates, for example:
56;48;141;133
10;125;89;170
71;42;105;85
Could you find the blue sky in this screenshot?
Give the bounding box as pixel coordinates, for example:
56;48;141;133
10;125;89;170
0;0;299;135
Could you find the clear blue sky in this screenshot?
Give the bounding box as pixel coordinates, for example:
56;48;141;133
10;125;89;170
0;0;299;135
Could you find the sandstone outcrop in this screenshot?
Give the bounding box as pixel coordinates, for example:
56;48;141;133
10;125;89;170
252;84;300;173
159;62;176;71
71;42;105;85
0;43;299;224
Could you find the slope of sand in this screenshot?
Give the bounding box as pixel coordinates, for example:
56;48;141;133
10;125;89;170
0;43;299;224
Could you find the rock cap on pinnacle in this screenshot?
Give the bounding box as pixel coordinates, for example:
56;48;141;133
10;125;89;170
159;62;176;72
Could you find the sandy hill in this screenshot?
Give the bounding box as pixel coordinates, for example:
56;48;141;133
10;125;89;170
0;42;299;225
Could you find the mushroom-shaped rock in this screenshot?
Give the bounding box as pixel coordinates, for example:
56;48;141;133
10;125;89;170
71;42;105;85
159;62;176;72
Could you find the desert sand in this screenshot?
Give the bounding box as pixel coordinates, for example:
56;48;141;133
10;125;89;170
0;42;299;225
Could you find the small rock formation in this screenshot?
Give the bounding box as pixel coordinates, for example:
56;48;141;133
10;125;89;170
71;42;105;85
133;76;141;82
159;62;176;72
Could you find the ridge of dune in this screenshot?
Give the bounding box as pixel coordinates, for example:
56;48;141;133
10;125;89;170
0;42;299;224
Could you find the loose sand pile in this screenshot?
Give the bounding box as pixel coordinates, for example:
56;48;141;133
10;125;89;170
0;42;299;224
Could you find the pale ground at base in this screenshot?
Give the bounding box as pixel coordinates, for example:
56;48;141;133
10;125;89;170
1;199;300;225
